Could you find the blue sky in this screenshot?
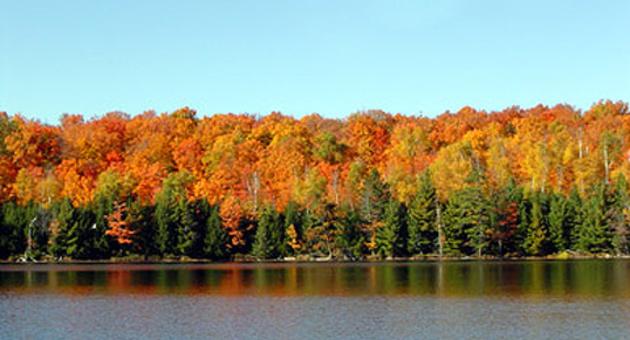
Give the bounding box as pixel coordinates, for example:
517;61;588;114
1;0;629;122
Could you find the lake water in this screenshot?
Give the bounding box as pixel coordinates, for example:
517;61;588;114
1;260;630;339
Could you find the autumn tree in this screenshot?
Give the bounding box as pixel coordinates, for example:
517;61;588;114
488;179;522;256
1;101;630;260
283;201;303;256
105;202;136;255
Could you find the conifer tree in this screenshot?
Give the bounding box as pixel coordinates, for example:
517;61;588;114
360;169;389;225
443;186;489;256
175;198;196;256
127;201;155;258
252;205;282;259
49;198;74;258
155;188;177;256
203;204;228;260
155;172;193;257
0;202;35;258
407;170;438;255
548;193;569;252
377;199;407;258
576;184;610;253
523;192;548;256
360;169;389;255
566;187;583;250
335;204;364;260
606;174;629;254
66;207;95;259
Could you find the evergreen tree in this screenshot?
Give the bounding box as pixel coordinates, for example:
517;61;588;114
360;169;389;226
49;199;74;258
576;184;610;253
360;169;389;255
155;172;193;256
548;193;569;253
377;199;407;258
407;170;438;255
268;207;285;258
128;201;156;258
443;186;489;256
175;198;196;256
606;175;629;254
566;187;583;250
66;207;96;259
0;202;33;258
155;188;176;256
203;204;228;260
252;205;282;259
335;204;364;260
523;192;549;256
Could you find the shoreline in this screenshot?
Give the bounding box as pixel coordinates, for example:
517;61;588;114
3;253;630;265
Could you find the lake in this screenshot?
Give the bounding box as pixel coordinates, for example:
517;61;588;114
1;260;630;339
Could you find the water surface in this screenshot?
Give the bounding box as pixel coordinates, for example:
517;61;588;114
1;260;629;339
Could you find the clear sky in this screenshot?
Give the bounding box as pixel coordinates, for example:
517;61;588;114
1;0;629;123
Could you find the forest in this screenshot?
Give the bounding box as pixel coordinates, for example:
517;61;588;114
0;100;629;261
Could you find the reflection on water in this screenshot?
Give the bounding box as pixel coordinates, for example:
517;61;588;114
2;261;630;339
1;260;630;298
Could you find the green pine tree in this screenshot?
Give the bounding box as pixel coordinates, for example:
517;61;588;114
155;171;194;257
523;192;549;256
203;205;228;260
443;186;489;256
175;198;196;256
377;199;407;258
50;199;74;258
548;193;569;253
252;205;282;259
127;201;156;258
66;207;95;259
606;175;629;254
335;204;364;260
566;187;583;250
360;169;389;226
407;170;438;255
576;184;610;253
155;187;176;256
0;201;34;258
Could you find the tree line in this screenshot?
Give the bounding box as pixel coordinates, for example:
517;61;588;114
0;100;629;260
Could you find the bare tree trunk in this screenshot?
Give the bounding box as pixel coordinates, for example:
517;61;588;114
436;202;443;258
332;169;339;205
603;144;610;185
247;171;260;214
